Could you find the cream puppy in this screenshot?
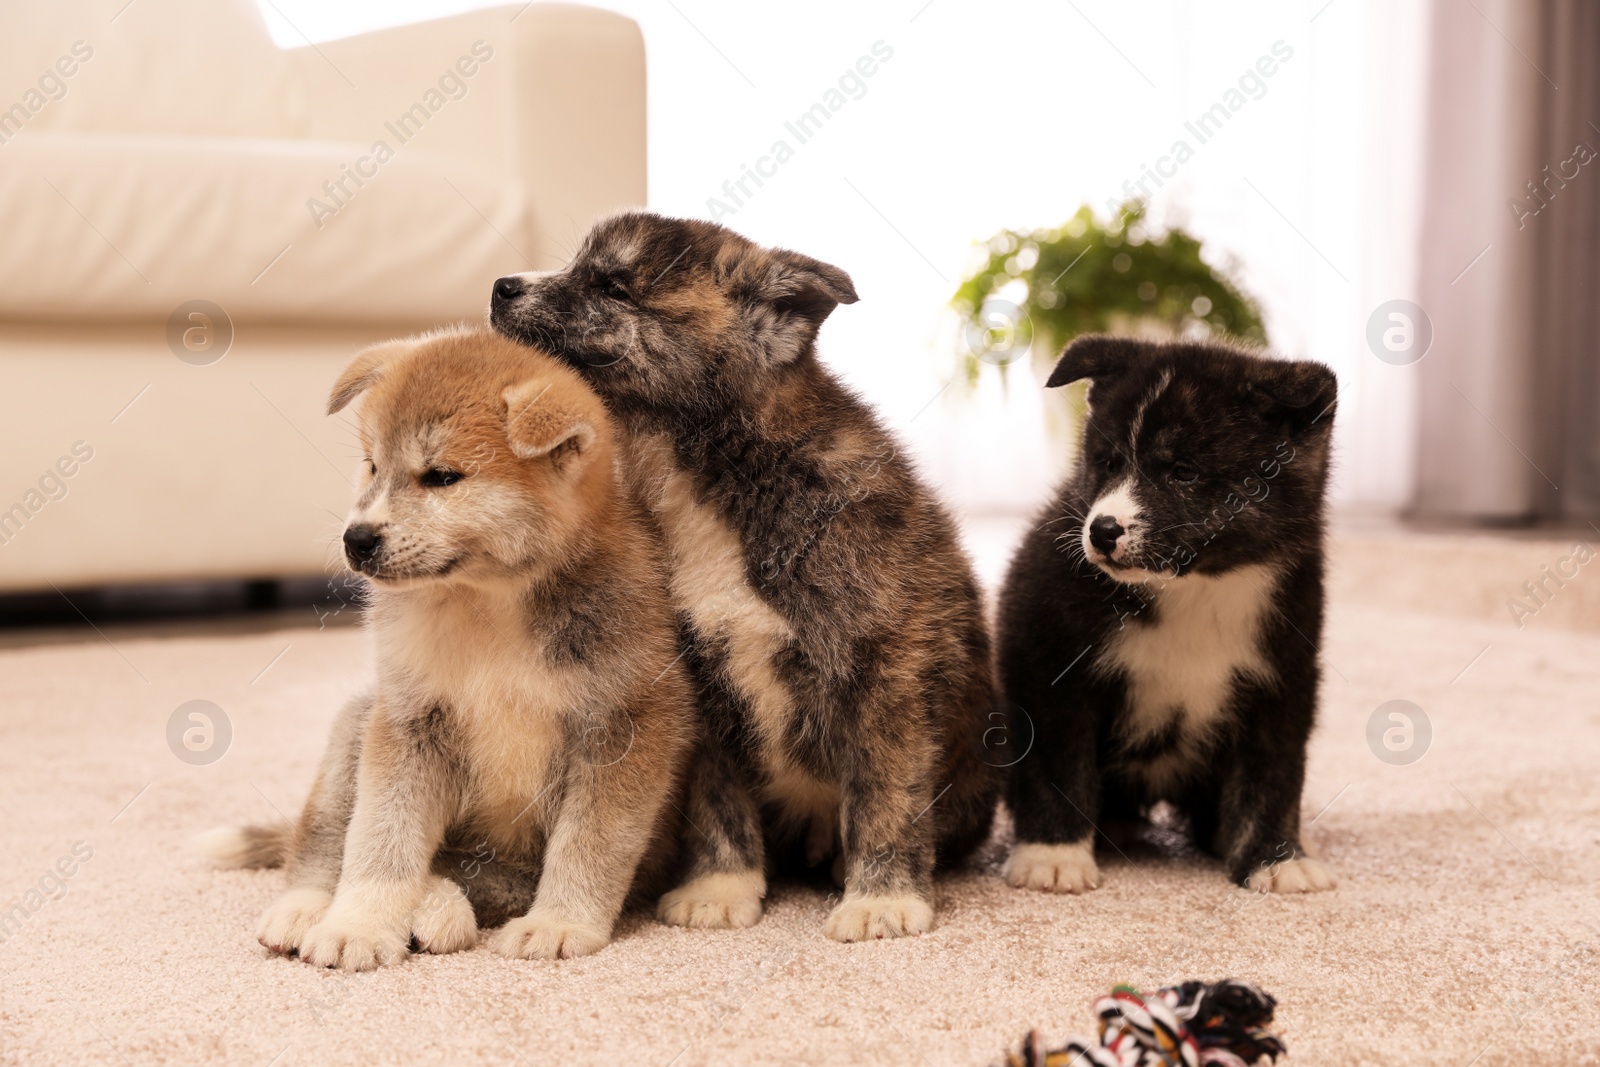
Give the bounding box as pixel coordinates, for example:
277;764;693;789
204;327;693;968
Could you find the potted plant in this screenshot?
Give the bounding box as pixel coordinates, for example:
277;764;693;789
950;201;1267;428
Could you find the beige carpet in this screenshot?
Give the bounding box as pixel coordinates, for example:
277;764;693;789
2;526;1597;1066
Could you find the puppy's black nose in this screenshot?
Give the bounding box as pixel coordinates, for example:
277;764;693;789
1088;515;1125;555
343;524;382;567
491;276;525;307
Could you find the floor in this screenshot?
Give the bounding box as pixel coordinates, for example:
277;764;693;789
1;524;1596;1066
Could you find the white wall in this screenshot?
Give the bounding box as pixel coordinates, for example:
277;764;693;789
258;0;1428;518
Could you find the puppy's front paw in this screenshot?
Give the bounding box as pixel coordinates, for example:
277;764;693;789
256;887;333;955
411;875;477;954
1247;856;1336;894
299;913;409;971
823;894;933;942
1005;840;1101;894
656;870;765;930
490;915;609;960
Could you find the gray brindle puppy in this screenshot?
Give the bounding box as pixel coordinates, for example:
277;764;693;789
490;212;1002;941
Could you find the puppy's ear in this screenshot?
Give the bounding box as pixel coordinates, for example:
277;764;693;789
328;340;411;414
755;250;859;365
503;378;601;473
1249;359;1338;436
1045;334;1143;389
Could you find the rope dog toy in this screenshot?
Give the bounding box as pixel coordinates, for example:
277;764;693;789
1002;979;1286;1067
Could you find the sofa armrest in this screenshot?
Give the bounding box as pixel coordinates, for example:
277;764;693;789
504;4;648;268
294;3;646;270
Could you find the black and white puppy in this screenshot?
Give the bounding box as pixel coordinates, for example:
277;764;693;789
489;212;1001;941
997;334;1338;894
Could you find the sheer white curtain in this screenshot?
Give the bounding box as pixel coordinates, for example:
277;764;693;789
1342;0;1433;515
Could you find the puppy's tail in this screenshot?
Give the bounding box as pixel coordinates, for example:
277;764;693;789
193;823;291;869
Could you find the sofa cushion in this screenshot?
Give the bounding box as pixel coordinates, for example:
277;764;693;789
0;130;528;323
0;0;295;140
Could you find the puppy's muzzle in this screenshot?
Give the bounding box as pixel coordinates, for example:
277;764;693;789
491;275;526;309
489;273;551;347
1088;515;1125;557
343;523;383;570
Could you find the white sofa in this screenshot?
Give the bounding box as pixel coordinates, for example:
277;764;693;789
0;0;645;592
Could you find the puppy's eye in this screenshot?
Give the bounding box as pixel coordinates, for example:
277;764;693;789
420;468;464;488
1169;464;1200;484
602;276;632;302
367;460;376;476
1102;454;1125;475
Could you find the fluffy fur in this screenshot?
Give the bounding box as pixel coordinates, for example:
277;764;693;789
203;327;694;968
489;212;1002;941
997;334;1338;893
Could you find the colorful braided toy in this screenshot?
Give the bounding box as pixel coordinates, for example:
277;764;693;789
1003;979;1287;1067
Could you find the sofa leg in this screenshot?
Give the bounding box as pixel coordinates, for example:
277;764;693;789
244;580;279;611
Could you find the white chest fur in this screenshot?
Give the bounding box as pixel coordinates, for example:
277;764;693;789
1096;564;1278;778
621;434;817;798
376;590;577;836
